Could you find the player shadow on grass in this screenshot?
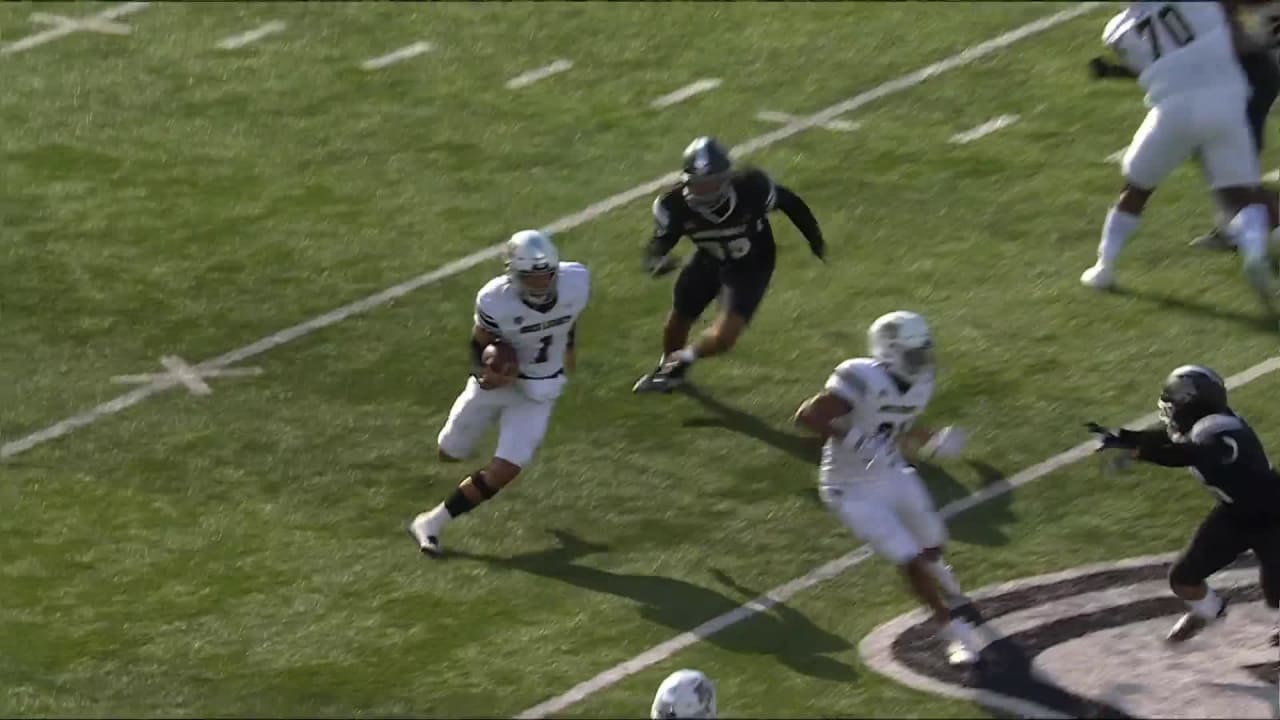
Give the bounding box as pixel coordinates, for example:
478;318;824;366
677;384;1016;547
452;529;858;683
1111;286;1276;333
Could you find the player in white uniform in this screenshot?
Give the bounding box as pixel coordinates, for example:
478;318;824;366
793;311;979;666
650;669;717;719
1081;1;1279;317
408;230;591;556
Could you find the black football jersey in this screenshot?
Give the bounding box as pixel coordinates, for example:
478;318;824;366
1136;413;1280;515
650;169;780;264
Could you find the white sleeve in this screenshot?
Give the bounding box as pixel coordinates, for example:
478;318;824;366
474;289;501;333
823;361;867;406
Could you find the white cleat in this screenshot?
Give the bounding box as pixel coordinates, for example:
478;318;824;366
1080;262;1116;291
407;511;445;558
942;618;980;666
1166;598;1228;643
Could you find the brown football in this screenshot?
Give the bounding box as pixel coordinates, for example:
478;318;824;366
482;342;519;376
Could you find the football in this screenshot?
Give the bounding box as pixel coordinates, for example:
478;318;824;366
482;341;519;376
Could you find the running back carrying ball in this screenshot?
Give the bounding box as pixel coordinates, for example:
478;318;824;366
483;341;519;378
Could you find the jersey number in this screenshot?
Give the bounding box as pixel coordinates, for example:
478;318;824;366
697;237;752;261
534;335;554;364
1135;5;1196;60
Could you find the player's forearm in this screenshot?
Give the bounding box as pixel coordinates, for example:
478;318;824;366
775;187;826;253
1129;429;1196;467
469;337;485;375
644;235;680;267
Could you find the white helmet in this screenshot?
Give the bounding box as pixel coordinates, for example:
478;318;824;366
504;230;559;304
868;310;934;381
650;669;716;719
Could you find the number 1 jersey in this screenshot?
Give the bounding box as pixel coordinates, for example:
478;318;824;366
474;261;591;402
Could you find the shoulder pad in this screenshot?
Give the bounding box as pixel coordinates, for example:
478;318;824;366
557;261;591;300
475;274;511;319
829;358;886;399
1189;413;1244;445
736;168;777;208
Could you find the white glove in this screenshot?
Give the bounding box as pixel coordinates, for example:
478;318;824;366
920;426;967;460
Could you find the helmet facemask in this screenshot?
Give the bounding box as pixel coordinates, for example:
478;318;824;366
682;171;733;213
511;264;557;305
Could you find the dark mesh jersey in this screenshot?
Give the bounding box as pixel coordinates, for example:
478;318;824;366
1134;413;1280;516
650;168;782;265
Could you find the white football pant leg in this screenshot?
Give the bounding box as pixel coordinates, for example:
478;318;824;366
1123;101;1194;191
1197;92;1261;190
436;377;508;460
895;467;949;551
820;479;921;566
494;394;556;468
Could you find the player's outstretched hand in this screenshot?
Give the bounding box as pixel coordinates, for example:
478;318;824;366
1087;57;1111;80
645;253;681;278
1084;421;1136;450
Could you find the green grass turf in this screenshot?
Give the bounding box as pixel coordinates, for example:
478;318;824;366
3;1;1279;716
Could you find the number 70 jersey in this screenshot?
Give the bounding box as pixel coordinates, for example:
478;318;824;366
1103;2;1246;106
473;261;591;401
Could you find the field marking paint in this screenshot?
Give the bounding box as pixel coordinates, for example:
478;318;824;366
1265;169;1279;183
949;114;1020;144
0;1;1101;461
30;12;132;36
1105;145;1128;163
506;59;574;89
1;1;149;55
217;20;287;50
111;357;263;395
514;353;1280;719
360;41;433;71
650;78;722;109
756;110;861;133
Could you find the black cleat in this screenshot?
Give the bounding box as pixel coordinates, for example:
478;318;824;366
632;360;691;394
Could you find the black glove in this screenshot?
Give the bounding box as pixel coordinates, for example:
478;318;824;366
1088;57;1111;80
810;237;826;262
643;252;680;277
1085;422;1139;451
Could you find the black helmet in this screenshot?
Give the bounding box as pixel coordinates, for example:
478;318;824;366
680;137;733;212
1158;365;1228;436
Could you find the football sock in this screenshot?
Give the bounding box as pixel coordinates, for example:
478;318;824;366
926;559;963;598
1230;204;1270;264
1098;207;1140;266
442;489;475;520
1188;587;1223;620
671;347;699;365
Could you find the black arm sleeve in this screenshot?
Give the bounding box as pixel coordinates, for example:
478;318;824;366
567;323;576;350
1100;60;1137;79
774;185;825;255
1127;429;1198;467
645;196;683;268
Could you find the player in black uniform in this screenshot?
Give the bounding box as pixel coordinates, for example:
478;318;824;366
1086;365;1280;645
632;136;826;394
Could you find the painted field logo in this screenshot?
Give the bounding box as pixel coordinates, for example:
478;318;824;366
860;552;1278;719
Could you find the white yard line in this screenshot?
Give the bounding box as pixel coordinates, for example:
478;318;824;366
1105;145;1128;163
514;353;1280;718
360;41;433;71
506;59;574;89
650;78;721;109
949;113;1020;144
1;1;149;55
756;111;861;133
0;2;1101;463
1265;169;1279;183
217;20;287;50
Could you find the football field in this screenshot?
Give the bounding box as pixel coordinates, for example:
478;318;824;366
4;2;1280;717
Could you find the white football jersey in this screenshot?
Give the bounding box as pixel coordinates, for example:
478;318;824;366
1104;2;1247;106
819;358;935;484
474;261;591;401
